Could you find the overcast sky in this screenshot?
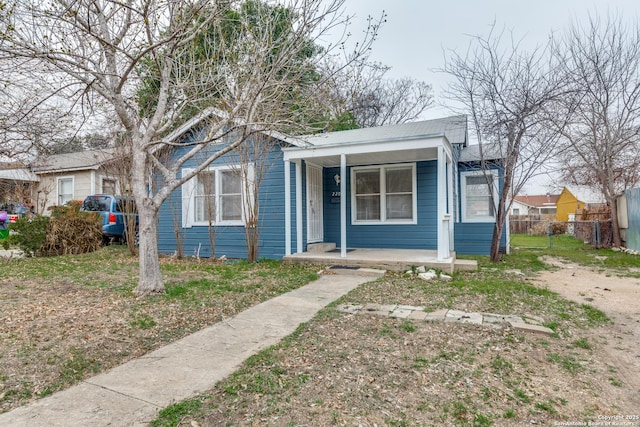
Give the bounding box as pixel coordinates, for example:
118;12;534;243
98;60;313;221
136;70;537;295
341;0;639;117
336;0;640;193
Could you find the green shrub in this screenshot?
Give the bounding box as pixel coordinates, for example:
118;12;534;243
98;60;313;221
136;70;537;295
3;216;49;256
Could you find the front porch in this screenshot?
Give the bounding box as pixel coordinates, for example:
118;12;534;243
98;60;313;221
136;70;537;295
282;129;457;265
283;248;477;273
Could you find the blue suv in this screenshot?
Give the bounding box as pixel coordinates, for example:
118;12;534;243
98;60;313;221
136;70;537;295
81;195;138;245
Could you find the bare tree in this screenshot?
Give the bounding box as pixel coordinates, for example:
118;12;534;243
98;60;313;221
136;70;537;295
234;132;273;262
320;61;434;129
0;0;380;294
552;14;640;247
99;134;139;255
443;26;566;262
0;63;106;160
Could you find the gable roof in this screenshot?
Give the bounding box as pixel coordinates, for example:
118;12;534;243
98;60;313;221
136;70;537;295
459;142;504;162
513;194;559;208
31;149;116;174
299;115;468;147
563;186;606;205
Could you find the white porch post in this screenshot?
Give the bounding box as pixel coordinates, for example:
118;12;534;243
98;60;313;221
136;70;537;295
284;160;291;256
295;161;303;253
447;153;455;251
437;146;451;261
340;154;347;258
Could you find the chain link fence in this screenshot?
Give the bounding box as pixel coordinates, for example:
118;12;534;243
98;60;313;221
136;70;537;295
510;216;613;249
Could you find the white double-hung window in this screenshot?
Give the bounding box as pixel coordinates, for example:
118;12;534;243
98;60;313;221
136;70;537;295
57;176;74;206
183;165;248;227
460;170;498;222
351;163;416;224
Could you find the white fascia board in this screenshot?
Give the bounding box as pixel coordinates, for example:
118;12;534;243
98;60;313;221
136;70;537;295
161;107;222;144
512;200;535;209
35;165;102;174
160;108;304;148
283;135;447;162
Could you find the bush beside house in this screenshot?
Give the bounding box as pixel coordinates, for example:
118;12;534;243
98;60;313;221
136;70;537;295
2;201;102;256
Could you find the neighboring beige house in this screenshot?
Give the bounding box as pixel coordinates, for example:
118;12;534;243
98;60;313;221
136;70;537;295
30;149;121;214
1;149;125;216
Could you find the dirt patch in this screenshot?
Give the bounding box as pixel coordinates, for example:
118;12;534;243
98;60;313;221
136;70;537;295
533;257;640;410
180;267;640;426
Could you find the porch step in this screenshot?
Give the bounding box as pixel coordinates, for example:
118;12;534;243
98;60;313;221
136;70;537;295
454;259;478;271
307;242;336;253
326;266;387;278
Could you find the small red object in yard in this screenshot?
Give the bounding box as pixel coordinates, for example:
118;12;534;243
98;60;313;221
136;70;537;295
9;215;18;223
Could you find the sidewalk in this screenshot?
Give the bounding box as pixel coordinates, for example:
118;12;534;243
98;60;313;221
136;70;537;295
0;271;375;427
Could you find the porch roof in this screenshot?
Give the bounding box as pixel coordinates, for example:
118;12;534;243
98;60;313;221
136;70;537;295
31;149;115;174
0;168;39;182
282;115;467;167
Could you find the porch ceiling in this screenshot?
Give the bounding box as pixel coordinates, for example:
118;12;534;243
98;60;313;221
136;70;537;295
302;146;439;167
283;136;446;167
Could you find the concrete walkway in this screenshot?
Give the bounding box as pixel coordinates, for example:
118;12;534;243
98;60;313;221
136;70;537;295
0;272;374;427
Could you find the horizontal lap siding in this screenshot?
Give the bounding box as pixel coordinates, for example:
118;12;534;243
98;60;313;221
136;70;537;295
157;140;292;260
259;156;292;259
454;163;506;255
323;161;438;249
453;223;506;255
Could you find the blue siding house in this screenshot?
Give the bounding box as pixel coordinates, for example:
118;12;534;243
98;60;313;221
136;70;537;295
157;115;505;268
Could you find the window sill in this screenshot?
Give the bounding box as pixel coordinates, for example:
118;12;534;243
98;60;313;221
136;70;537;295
352;220;417;226
462;217;496;223
191;221;244;227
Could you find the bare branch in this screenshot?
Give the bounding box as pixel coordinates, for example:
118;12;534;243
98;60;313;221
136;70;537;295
442;23;567;261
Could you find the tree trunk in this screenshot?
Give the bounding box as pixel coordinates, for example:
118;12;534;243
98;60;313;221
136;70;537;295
490;172;511;262
130;145;165;295
490;215;505;262
246;224;258;262
135;205;165;295
608;196;622;247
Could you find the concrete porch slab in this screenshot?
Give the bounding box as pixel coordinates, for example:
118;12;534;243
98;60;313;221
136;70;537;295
284;248;477;273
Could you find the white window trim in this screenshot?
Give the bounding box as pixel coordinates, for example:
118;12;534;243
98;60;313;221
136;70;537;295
182;164;253;228
351;163;417;225
461;169;499;223
99;175;120;195
57;175;75;206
